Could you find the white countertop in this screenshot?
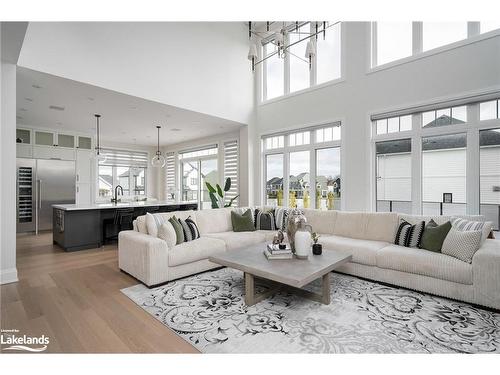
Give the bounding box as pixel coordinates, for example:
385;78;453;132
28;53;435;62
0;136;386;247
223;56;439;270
52;201;197;211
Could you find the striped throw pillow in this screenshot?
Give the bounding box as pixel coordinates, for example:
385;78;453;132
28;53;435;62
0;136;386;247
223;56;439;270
185;217;200;240
145;212;166;237
450;217;492;245
178;218;193;242
394;220;425;248
254;209;276;230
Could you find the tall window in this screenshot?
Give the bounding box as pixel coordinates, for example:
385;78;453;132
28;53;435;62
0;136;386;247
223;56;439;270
263;123;341;210
180;146;218;209
264;42;284;100
480;22;500;34
262;22;342;101
373;22;412;66
422;22;468;52
98;149;148;198
375;139;412;214
480;128;500;230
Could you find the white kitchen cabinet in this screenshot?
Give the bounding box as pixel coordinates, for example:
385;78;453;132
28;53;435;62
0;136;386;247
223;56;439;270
76;183;92;205
76;149;93;184
33;145;76;160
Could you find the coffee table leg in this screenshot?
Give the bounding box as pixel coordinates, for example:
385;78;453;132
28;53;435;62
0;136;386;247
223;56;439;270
322;273;331;305
244;272;255;306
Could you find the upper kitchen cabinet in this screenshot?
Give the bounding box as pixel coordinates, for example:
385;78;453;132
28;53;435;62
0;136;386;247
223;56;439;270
77;136;92;150
34;130;55;146
57;133;75;148
16;128;33;158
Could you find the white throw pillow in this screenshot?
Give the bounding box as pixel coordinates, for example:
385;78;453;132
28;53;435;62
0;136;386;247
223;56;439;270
132;220;138;232
450;217;493;245
441;227;482;263
157;222;176;248
145;212;166;237
136;215;148;234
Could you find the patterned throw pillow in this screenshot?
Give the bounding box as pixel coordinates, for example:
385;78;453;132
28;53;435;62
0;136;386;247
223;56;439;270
441;227;482;263
178;218;193;242
450;217;492;246
145;212;166;237
254;209;276;230
273;207;289;231
394;220;425;248
185;217;200;240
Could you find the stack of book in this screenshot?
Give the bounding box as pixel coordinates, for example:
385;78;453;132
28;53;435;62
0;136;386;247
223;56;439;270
264;243;293;260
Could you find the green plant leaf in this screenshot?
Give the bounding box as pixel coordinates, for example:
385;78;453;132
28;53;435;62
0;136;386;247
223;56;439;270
224;195;239;207
216;184;223;198
206;182;216;194
224;177;231;192
209;192;219;208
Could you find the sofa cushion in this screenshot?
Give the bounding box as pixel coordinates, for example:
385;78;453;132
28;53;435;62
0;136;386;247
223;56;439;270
377;244;473;285
254;209;277;230
168;216;185;245
195;208;232;234
302;209;337;235
320;235;388;266
419;219;451;252
231;209;256;232
168;237;226;267
204;231;266;251
136;215;148;234
394;220;425;248
157;222;176;248
441;228;482;264
333;211;398;242
145;210;197;237
450;217;493;246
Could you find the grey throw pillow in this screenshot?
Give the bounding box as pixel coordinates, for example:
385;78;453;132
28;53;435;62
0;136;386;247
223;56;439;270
441;227;482;263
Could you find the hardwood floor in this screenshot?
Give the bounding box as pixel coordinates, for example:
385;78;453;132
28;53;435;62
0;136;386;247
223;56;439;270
0;232;198;353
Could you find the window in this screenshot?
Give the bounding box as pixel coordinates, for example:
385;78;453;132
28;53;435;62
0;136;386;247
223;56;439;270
289;151;310;208
422;22;468;52
375;139;412;214
265;154;284;206
422;106;467;128
262;22;342;101
374;22;412;66
480;100;499;121
375;115;412;135
316;22;341;84
316;147;341;210
98;148;148;198
480;128;500;230
264;42;284;100
165;152;176;201
223;140;239;207
180;146;218;209
288;131;310;146
289;24;310;93
263;122;341;209
480;22;500;34
264;135;285;150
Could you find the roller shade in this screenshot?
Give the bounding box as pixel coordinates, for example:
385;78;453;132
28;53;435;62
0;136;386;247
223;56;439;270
165;152;176;202
223;140;239;206
99;148;148;167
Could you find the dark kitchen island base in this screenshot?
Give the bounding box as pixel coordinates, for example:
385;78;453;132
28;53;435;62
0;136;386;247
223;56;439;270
53;202;197;252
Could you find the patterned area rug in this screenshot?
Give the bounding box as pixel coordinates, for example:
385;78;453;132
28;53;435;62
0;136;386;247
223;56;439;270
121;269;500;353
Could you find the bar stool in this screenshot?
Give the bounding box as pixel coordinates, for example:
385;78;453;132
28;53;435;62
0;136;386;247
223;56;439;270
103;208;135;244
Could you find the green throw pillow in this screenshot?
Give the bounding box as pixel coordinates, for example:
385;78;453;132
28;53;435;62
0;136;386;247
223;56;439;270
419;219;452;252
168;215;185;245
231;209;256;232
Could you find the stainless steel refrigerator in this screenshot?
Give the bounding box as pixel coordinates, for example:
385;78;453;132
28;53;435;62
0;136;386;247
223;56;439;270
16;158;76;233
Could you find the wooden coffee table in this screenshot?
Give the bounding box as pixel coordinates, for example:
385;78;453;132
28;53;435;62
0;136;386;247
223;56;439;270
209;244;352;306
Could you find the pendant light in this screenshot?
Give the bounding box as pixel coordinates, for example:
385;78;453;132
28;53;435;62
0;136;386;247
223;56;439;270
151;125;166;168
94;114;106;163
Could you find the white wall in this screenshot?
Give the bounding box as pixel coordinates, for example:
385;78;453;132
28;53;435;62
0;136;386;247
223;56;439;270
1;61;18;284
18;22;254;124
254;23;500;211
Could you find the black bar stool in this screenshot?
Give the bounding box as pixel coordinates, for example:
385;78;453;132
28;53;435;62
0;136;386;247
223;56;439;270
103;208;135;244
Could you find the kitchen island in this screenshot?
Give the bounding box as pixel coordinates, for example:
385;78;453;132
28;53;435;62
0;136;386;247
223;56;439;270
52;201;197;251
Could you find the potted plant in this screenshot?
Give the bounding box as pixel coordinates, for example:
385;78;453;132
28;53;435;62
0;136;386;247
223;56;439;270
312;232;322;255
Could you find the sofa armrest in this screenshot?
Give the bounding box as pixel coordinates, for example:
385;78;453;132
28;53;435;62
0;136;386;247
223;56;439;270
472;239;500;309
118;230;169;286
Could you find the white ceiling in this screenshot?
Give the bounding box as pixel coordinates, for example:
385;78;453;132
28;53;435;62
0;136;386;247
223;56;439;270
16;67;244;147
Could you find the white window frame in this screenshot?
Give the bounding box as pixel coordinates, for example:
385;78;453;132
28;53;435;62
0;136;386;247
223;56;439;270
261;122;342;210
370;98;500;216
261;22;344;103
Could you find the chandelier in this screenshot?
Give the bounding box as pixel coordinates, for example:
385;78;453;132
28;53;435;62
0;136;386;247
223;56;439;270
247;22;338;72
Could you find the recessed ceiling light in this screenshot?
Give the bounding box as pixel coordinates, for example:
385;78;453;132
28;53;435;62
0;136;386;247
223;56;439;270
171;128;181;132
32;84;42;89
87;97;95;101
49;105;65;111
24;97;33;102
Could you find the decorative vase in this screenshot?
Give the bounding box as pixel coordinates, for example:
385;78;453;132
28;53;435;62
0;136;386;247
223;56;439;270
294;220;313;259
286;208;306;251
312;243;323;255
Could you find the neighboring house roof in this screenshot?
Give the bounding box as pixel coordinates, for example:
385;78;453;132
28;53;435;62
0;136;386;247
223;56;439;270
99;175;113;187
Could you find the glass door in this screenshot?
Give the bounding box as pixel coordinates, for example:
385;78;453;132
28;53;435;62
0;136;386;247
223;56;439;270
201;159;218;209
181;158;218;209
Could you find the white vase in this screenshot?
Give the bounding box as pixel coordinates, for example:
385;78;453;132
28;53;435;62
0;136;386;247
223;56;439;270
294;230;312;259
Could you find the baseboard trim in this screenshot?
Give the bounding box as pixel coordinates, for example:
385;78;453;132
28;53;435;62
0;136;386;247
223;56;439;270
0;267;19;284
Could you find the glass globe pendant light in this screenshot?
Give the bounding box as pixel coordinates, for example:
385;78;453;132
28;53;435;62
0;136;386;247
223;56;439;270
151;125;166;168
94;114;107;163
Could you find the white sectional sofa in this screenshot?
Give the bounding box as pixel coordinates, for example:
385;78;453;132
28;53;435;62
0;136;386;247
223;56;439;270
118;207;500;310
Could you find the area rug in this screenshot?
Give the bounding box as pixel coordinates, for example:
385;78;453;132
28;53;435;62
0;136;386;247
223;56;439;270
121;269;500;353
